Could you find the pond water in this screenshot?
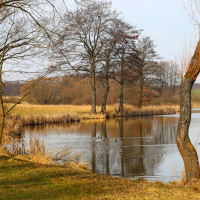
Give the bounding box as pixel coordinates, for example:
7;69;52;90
13;109;200;183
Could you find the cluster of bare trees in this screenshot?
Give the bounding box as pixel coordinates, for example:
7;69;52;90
52;1;140;114
49;1;180;114
20;65;180;107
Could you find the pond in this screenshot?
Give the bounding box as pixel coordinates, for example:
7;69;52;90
13;110;200;183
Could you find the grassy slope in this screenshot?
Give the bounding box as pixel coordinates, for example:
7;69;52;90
1;156;200;200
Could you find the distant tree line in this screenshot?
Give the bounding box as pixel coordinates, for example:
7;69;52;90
20;61;180;107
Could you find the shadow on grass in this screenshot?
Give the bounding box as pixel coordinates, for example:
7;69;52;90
0;156;108;200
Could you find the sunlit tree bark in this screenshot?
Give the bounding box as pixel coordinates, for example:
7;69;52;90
176;40;200;182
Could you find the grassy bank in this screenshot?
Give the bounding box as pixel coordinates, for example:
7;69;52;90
1;155;200;199
2;104;178;142
9;103;178;117
2;113;80;143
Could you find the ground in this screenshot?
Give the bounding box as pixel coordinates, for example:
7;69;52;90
1;156;200;200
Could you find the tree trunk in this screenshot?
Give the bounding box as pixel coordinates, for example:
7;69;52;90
0;115;5;144
101;59;110;114
119;83;123;115
0;72;5;144
176;41;200;183
138;77;144;108
91;67;96;114
176;77;200;182
101;78;109;114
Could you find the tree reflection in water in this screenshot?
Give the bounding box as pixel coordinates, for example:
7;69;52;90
18;116;186;182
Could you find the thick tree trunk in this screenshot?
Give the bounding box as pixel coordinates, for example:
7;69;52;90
176;41;200;183
176;77;200;182
119;83;123;115
91;67;96;114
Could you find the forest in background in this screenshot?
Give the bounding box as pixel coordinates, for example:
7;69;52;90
4;73;200;107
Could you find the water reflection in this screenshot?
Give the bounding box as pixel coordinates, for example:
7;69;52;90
14;115;186;183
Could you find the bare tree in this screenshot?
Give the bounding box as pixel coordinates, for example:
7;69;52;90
98;18;139;114
136;36;159;108
183;0;200;36
0;0;70;144
157;61;180;97
112;25;140;115
56;1;121;114
20;77;62;104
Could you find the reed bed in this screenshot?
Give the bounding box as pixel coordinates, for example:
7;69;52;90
2;113;80;143
21;113;80;125
7;103;179;116
125;106;177;116
106;104;178;117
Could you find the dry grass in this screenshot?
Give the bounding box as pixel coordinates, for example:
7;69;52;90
2;96;21;104
1;155;200;199
8;104;102;115
106;104;178;116
0;138;87;167
7;103;180;116
1;113;80;144
192;102;200;108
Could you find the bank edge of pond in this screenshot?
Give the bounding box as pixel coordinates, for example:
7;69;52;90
2;105;177;143
107;106;177;117
1;155;200;200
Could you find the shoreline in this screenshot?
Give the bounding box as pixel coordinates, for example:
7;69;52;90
2;104;178;143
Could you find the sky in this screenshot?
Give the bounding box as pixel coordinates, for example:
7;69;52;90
8;0;200;82
110;0;200;82
67;0;200;75
68;0;199;61
110;0;198;61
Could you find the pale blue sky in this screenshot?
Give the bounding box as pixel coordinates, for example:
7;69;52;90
111;0;198;61
67;0;198;60
67;0;200;82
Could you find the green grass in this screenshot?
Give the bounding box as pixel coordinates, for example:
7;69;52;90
192;89;200;96
1;156;200;199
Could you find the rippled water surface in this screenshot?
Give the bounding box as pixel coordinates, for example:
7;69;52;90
13;110;200;183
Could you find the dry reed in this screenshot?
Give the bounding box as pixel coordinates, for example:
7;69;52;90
1;113;80;143
106;104;178;117
0;138;88;168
